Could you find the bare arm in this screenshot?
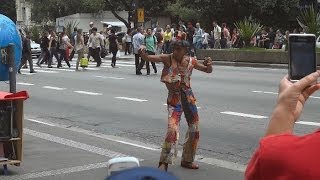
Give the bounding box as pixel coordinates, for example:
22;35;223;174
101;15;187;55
48;37;52;49
194;57;213;73
139;47;169;63
265;71;320;136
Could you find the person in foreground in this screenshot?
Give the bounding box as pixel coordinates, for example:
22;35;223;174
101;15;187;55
139;38;213;171
245;71;320;180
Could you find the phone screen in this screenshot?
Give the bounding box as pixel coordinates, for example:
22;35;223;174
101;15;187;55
289;35;316;80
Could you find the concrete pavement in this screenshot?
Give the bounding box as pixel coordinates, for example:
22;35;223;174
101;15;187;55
1;119;243;180
1;53;320;179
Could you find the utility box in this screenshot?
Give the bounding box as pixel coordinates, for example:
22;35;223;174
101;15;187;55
0;91;28;168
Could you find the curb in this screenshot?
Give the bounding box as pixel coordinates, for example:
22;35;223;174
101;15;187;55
213;61;287;69
103;56;289;69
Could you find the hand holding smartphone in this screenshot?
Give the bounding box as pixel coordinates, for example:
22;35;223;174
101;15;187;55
289;34;316;81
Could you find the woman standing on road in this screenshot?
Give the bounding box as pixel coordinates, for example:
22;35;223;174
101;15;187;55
139;38;213;171
108;29;119;68
74;29;85;71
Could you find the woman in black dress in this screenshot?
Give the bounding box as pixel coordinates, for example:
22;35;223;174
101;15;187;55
108;29;119;67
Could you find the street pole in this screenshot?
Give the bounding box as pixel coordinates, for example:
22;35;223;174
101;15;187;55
7;44;16;93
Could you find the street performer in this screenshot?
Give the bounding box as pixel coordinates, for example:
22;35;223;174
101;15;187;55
139;34;213;171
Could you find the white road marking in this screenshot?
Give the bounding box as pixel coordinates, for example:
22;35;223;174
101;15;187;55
296;121;320;126
74;91;102;96
252;90;278;95
2;162;110;180
24;128;133;158
221;111;268;119
25;118;246;172
95;75;125;80
29;69;59;73
35;67;75;72
253;90;320;99
42;86;66;90
17;82;34;86
26;118;56;127
113;64;135;67
84;67;99;70
115;97;148;102
103;60;135;64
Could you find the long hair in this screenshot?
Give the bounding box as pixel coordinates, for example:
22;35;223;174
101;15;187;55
76;29;83;44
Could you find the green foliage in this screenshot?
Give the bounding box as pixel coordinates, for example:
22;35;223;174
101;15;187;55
297;6;320;37
166;0;200;22
29;26;42;43
0;0;16;21
65;20;80;37
30;0;105;23
234;17;263;48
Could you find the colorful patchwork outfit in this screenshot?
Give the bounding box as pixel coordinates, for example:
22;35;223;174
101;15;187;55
159;55;199;164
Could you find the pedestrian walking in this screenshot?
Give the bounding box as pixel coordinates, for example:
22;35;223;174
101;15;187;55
108;29;119;68
132;27;145;74
87;27;103;67
36;31;50;67
136;28;157;75
68;27;78;61
163;25;173;54
48;31;59;68
57;31;72;68
18;31;35;74
124;29;132;55
212;21;221;49
138;38;213;171
74;29;85;71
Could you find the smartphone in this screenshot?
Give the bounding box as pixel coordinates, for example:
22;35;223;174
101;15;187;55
288;34;316;81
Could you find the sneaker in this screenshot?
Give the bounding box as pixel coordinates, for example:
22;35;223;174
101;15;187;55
136;71;142;75
48;66;53;68
30;70;36;73
154;69;157;74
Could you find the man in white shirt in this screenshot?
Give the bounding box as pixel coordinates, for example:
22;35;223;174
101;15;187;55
88;27;104;67
212;21;221;49
132;27;145;74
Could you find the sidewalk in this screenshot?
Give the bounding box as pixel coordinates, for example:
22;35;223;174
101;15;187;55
104;51;287;69
0;119;244;180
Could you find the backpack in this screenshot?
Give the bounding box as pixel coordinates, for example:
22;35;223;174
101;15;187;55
144;36;156;46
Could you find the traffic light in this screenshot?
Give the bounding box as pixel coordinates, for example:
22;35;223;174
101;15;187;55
128;11;134;22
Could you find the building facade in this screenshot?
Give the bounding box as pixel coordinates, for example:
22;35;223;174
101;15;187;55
15;0;32;28
56;11;129;33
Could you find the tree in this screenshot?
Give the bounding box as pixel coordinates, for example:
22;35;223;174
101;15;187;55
30;0;105;24
0;0;16;22
104;0;172;28
297;5;320;37
167;0;300;31
30;0;171;29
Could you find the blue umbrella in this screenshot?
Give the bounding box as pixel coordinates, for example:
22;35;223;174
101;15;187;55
0;14;22;81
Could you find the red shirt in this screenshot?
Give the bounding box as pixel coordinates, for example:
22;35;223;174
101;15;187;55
245;130;320;180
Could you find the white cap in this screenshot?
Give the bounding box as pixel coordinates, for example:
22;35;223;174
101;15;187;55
89;22;94;25
107;25;112;28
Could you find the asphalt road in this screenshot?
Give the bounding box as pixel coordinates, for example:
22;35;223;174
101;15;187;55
1;53;320;179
